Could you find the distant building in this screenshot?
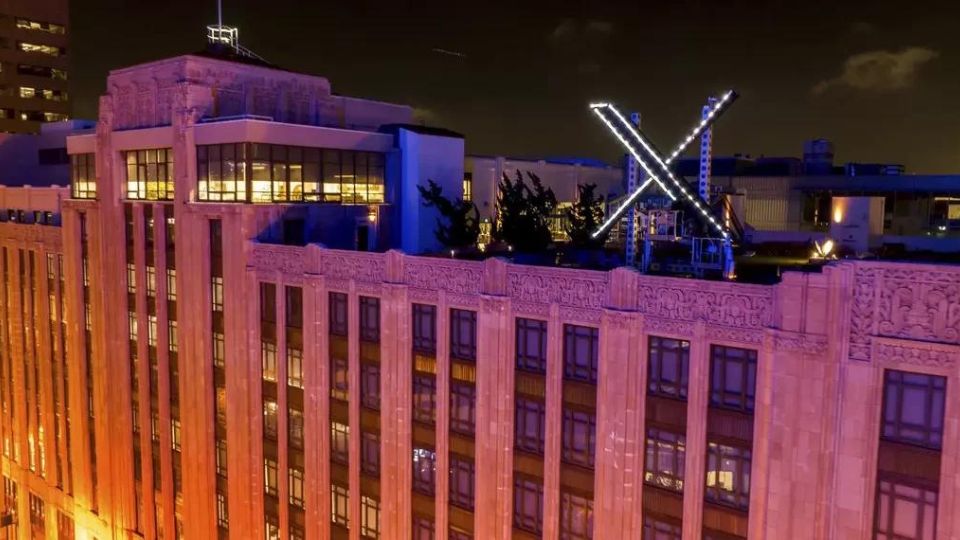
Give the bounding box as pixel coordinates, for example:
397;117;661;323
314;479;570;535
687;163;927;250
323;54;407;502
0;0;70;133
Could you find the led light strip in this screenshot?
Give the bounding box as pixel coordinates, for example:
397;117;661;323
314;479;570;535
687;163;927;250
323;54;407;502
589;92;736;238
606;105;729;239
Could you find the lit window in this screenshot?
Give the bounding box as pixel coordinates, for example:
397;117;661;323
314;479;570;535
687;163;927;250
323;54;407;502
215;440;227;478
211;276;224;311
216;492;228;528
171;419;181;451
331;484;349;527
17;42;63;56
288;467;304;508
331;422;349;464
361;495;381;539
331;357;348;401
287;347;303;389
644;427;685;492
145;266;156;297
213;332;225;368
462;173;472;202
704;441;751;510
167;320;177;353
412;447;436;496
166;269;176;301
262;400;278;440
15;19;66;35
19;87;35;98
70;154;96;199
124;149;174;201
263;458;278;497
261;342;277;382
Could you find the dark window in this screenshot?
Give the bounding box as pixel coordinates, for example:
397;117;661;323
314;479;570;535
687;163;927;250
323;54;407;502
38;147;68;165
449;527;472;540
260;283;276;323
560;491;593;540
288;409;304;450
285;286;303;328
516;318;547;374
361;431;380;476
873;476;938;540
648;336;690;400
562;408;596;468
704;441;751;510
449;454;475;510
413;516;435;540
412;447;436;496
515;396;546;455
881;370;946;449
412;304;437;354
709;345;757;413
360;296;380;343
450;309;477;361
331;357;348;401
513;475;544;535
645;427;685;492
361;363;381;410
643;515;681;540
329;292;348;336
413;374;436;424
563;325;599;384
450;381;476;435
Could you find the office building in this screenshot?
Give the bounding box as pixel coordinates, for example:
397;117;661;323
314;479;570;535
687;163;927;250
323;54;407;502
0;0;70;134
0;47;958;540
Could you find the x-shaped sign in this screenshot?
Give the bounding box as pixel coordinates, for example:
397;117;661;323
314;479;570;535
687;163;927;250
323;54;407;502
589;91;738;239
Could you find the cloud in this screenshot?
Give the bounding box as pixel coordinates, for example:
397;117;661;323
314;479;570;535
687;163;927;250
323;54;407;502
813;47;939;95
549;18;614;44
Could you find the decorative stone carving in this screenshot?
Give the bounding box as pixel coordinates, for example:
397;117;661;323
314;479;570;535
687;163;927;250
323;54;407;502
318;250;385;284
705;324;765;346
248;244;305;275
643;317;695;338
404;258;482;296
873;337;959;369
849;263;960;362
507;266;607;309
773;331;829;356
636;279;772;329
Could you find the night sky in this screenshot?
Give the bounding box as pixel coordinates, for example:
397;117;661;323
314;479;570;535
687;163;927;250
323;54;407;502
71;0;960;173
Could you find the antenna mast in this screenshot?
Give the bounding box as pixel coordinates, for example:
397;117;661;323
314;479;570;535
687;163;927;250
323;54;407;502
206;0;266;62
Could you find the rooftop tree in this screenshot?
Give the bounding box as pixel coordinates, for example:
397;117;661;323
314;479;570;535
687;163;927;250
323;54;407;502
565;183;608;249
417;179;480;250
493;170;557;252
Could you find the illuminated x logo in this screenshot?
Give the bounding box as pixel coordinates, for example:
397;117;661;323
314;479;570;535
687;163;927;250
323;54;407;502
589;91;738;239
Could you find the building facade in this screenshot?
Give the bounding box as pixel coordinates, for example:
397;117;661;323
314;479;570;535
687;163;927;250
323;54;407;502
1;52;960;540
0;0;70;134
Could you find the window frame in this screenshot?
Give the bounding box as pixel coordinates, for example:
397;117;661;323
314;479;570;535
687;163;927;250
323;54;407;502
563;324;599;384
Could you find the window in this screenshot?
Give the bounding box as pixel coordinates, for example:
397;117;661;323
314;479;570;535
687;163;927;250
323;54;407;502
329;292;348;336
288;467;304;508
264;517;279;540
704;442;751;510
564;325;599;383
168;320;178;353
166;269;176;301
263;400;278;440
360;296;380;342
463;173;472;201
513;475;544;535
450;381;476;435
515;396;546;454
213;332;225;368
516;318;548;374
16;18;66;34
331;422;350;464
263;458;278;497
17;41;63;56
147;315;158;347
413;374;436;424
17;64;67;80
171;419;181;451
331;357;349;401
449;454;475;510
288;408;304;449
361;363;380;410
450;309;477;361
413;516;435;540
874;476;938;540
643;515;682;540
215;388;227;427
361;431;380;475
562;408;596;468
70;154;96;199
412;447;436;496
287;347;303;389
648;336;690;399
709;345;757;413
645;427;685;492
560;491;593;540
331;484;349;527
261;342;278;382
361;495;381;539
216;439;227;477
197;144;385;203
124;149;174;200
211;276;224;311
412;304;437;354
881;370;946;449
216;492;229;528
449;527;472;540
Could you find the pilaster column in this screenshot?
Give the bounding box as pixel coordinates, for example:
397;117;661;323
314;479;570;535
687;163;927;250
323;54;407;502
682;322;709;539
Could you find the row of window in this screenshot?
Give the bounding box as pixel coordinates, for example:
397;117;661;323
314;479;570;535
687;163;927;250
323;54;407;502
17;41;65;56
16;18;66;34
16;63;67;80
0;108;68;122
